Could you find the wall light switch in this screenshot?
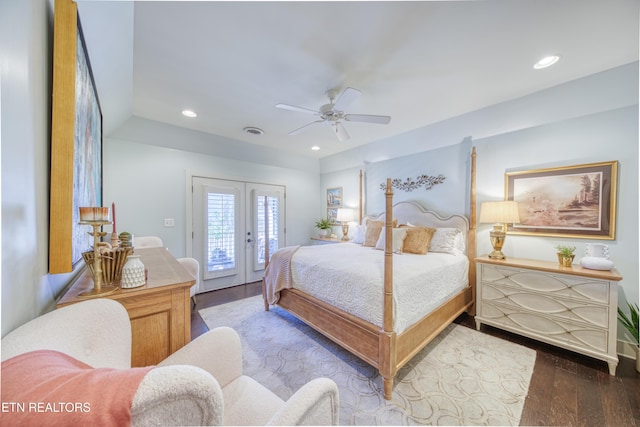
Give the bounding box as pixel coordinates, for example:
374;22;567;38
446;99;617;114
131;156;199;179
164;218;175;227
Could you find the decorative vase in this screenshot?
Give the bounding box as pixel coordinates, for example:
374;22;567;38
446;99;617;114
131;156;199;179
121;255;146;288
119;232;133;248
557;253;575;267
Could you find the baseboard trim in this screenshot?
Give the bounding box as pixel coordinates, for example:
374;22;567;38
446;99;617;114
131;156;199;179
617;339;638;360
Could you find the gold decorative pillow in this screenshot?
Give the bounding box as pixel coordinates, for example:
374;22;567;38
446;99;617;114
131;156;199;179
402;227;436;254
363;220;384;247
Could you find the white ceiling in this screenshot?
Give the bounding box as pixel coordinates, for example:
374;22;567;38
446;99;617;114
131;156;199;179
77;0;639;158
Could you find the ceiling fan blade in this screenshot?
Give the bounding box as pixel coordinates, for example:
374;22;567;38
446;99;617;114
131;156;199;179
344;114;391;125
333;87;361;111
334;122;350;142
289;120;324;135
276;103;320;115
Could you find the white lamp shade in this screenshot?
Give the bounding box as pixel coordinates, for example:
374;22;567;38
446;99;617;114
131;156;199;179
479;201;520;224
336;208;354;222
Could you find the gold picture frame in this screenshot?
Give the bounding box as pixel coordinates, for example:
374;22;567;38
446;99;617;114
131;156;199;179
49;0;103;273
505;161;618;239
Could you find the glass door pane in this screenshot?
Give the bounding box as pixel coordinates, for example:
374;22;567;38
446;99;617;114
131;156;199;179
255;194;280;267
246;184;285;283
204;187;239;279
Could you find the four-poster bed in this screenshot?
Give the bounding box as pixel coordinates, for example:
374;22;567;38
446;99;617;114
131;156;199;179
262;147;477;400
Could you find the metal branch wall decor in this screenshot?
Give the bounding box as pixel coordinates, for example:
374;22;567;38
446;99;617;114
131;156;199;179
380;174;446;192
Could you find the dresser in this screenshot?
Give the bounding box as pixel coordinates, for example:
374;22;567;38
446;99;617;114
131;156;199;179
58;247;195;367
475;255;622;375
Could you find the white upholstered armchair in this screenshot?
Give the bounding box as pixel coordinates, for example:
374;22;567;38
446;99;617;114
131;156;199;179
1;299;339;426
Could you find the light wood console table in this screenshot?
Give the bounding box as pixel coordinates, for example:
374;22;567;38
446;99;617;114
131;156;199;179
58;247;195;367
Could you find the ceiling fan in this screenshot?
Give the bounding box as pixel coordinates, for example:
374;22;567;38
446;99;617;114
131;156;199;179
276;87;391;142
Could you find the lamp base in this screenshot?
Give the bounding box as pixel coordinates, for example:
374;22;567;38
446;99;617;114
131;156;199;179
341;223;350;241
488;250;506;260
489;224;507;259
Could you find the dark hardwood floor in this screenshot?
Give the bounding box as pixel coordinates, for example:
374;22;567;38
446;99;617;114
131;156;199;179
191;283;639;426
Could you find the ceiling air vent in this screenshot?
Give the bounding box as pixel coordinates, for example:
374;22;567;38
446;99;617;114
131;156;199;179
243;127;264;135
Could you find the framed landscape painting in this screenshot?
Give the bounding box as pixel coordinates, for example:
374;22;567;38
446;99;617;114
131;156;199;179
505;161;618;239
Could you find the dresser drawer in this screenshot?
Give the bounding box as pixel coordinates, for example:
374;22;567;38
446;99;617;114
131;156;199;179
481;282;609;328
480;264;610;304
482;301;609;354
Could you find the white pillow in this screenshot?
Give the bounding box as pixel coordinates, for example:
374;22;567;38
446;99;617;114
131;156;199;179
375;228;408;253
429;228;462;254
453;231;466;253
351;224;366;244
580;256;614;271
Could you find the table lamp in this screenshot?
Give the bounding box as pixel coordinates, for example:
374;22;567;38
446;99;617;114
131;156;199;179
479;201;520;259
336;208;354;241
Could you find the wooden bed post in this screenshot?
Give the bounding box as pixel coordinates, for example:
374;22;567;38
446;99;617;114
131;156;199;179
262;196;270;311
380;178;396;399
468;147;477;316
359;169;364;224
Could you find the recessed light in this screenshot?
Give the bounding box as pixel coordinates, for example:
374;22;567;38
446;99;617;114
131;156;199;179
182;109;197;118
243;127;264;135
533;55;560;69
311;146;320;151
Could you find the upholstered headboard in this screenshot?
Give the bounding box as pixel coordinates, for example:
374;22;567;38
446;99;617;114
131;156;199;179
362;201;470;255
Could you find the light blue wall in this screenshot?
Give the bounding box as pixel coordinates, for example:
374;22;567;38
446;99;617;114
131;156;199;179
362;141;473;217
104;117;321;256
320;64;639;347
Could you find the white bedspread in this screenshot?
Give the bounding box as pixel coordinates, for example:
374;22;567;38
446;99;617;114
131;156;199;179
289;242;469;333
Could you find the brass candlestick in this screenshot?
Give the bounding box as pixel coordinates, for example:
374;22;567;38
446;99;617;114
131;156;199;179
78;220;119;298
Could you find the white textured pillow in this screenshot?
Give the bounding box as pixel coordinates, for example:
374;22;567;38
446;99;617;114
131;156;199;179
580;256;614;270
375;228;408;253
453;231;466;253
351;224;366;244
429;228;462;254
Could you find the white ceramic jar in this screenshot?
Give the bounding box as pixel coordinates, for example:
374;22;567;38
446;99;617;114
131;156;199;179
121;255;145;288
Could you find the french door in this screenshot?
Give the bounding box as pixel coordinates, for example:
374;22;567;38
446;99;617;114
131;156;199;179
192;177;285;292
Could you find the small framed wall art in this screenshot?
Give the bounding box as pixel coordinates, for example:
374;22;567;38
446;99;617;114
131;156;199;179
326;187;342;225
327;187;343;208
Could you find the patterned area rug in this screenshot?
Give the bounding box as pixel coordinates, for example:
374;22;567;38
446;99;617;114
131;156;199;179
199;295;535;426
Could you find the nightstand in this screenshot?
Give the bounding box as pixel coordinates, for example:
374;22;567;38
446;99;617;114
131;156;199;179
310;236;345;245
475;255;622;375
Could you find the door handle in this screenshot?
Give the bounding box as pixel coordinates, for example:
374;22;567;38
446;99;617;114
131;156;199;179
247;238;253;243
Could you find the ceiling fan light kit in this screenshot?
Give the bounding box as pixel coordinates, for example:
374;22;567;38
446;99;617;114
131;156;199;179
277;87;391;142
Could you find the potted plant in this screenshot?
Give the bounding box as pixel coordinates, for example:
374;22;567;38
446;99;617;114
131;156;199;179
618;302;639;372
555;245;576;267
314;218;333;237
